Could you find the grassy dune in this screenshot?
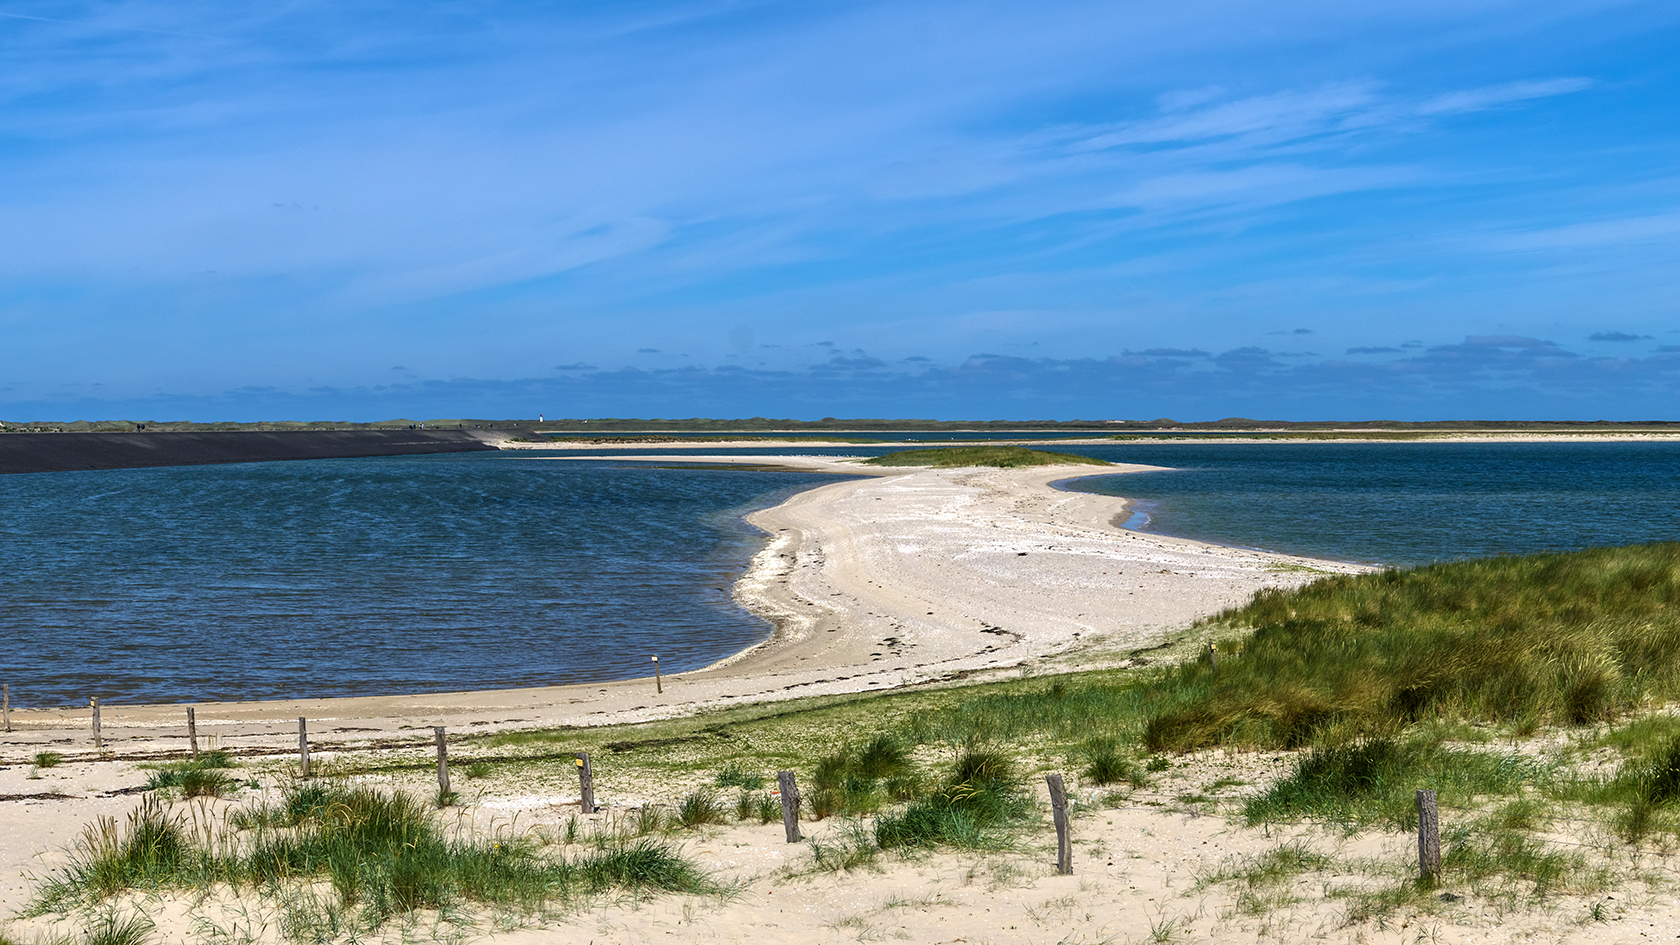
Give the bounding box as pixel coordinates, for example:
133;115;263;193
1144;543;1680;751
863;446;1110;468
22;544;1680;941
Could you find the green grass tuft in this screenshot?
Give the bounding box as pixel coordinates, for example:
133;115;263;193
875;750;1027;850
713;764;766;790
862;446;1109;468
675;789;726;828
1244;739;1541;828
31;784;716;935
80;912;156;945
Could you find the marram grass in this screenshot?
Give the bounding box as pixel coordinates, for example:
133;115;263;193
31;784;716;934
1143;544;1680;751
862;446;1109;468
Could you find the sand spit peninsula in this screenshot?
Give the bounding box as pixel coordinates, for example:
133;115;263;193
5;451;1680;944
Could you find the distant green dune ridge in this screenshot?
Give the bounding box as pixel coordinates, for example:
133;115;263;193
1143;543;1680;752
862;446;1112;468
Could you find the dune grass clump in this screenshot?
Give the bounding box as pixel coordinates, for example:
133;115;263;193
32;751;64;769
862;446;1109;468
675;789;726;828
875;750;1028;850
31;784;715;934
810;735;917;818
1594;734;1680;841
1144;544;1680;751
32;798;204;910
713;764;765;790
1081;738;1149;788
1243;739;1542;828
143;752;241;798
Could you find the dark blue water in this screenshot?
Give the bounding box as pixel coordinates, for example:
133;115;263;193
7;440;1679;707
1058;441;1680;567
0;453;856;707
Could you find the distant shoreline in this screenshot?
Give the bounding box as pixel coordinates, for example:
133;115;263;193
0;454;1361;760
0;428;512;475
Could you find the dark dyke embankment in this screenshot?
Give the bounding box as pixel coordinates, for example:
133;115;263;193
0;430;503;475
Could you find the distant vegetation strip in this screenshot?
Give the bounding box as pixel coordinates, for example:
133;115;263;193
0;419;527;433
540;434;887;444
528;417;1680;434
10;416;1680;435
863;446;1111;468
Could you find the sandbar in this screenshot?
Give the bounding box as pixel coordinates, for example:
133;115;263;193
0;455;1362;757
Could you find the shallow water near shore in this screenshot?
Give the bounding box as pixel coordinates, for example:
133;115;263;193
0;453;853;707
1063;439;1680;566
6;440;1680;706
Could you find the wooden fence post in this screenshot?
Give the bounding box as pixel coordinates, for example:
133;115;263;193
187;707;198;759
298;717;311;777
1047;773;1072;874
434;727;450;794
3;683;9;733
91;697;101;749
651;656;662;694
1417;788;1440;884
777;771;802;842
576;751;595;813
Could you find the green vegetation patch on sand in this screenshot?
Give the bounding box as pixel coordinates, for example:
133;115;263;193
1143;543;1680;751
30;785;715;936
863;446;1110;468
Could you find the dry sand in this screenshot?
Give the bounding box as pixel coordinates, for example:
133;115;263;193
4;454;1672;943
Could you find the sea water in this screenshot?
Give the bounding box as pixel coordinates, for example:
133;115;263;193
6;440;1680;706
1060;440;1680;566
0;453;854;707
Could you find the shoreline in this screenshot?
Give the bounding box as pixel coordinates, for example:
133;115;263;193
0;455;1364;761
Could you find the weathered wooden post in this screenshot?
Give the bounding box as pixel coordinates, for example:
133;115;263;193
1208;642;1218;671
1417;789;1440;884
1047;773;1072;874
91;696;101;749
576;751;595;813
3;683;10;733
651;655;662;694
777;771;802;842
434;727;450;794
187;707;199;759
298;717;311;777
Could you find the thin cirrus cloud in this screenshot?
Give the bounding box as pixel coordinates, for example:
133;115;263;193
0;0;1677;419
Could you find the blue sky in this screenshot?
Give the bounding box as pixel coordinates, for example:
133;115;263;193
2;1;1678;421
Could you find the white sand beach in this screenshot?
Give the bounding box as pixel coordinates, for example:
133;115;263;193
5;454;1669;944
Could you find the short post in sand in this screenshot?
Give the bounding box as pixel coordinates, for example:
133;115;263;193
576;751;595;813
187;707;199;759
1047;773;1072;874
1417;789;1440;884
434;727;450;794
298;717;311;777
651;655;662;694
91;696;101;749
777;771;802;843
3;683;10;733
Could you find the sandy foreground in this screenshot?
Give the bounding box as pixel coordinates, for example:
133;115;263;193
4;455;1676;943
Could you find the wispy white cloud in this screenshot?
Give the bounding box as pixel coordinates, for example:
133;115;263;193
1476;213;1680;252
0;0;1675;417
